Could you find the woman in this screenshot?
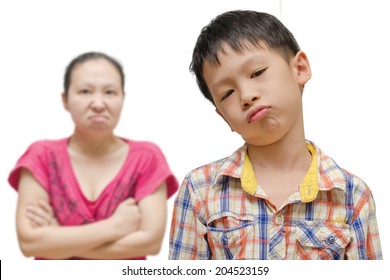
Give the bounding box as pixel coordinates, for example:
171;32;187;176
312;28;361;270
8;52;178;259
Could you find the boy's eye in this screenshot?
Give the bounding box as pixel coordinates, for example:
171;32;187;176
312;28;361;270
79;89;90;94
106;90;115;95
220;89;234;101
250;68;267;79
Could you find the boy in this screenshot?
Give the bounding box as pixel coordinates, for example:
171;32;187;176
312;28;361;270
169;10;382;260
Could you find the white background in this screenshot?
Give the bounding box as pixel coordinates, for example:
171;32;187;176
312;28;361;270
0;0;389;278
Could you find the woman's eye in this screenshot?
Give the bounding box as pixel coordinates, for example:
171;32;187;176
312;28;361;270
221;89;234;101
106;90;114;95
250;68;267;79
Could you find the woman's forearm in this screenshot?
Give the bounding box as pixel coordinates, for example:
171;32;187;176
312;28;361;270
77;230;162;259
78;184;168;259
17;169;141;259
19;218;124;259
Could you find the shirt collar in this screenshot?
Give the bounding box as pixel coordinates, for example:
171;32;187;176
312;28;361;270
299;142;319;202
213;145;246;181
240;142;319;202
213;141;347;200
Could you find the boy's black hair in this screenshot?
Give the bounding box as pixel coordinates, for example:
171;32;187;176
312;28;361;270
190;10;301;105
63;52;125;96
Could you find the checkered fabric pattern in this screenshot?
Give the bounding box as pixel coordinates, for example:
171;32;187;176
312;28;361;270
169;141;382;260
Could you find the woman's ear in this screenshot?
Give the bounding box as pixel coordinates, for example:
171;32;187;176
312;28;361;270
62;93;69;111
293;51;312;87
216;108;235;132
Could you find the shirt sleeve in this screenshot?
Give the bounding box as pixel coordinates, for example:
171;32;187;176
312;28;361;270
169;176;210;260
346;189;382;259
8;141;49;192
133;142;178;201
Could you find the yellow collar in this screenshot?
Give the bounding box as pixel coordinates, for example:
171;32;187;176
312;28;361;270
240;143;319;202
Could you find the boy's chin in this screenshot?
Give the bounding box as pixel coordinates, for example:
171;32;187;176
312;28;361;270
243;137;279;147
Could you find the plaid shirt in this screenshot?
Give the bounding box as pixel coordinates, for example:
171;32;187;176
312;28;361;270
169;141;382;260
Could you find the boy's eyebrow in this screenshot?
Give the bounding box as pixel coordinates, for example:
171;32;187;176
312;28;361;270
211;55;267;92
212;77;232;92
241;55;266;69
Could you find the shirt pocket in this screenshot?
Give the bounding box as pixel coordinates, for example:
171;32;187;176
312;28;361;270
295;220;351;260
206;212;255;260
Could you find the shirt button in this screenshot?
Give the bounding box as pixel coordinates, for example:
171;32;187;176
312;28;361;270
328;237;336;244
275;216;284;226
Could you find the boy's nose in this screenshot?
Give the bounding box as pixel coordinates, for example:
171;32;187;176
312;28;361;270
241;96;259;109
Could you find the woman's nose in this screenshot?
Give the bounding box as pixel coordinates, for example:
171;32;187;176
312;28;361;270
91;94;106;110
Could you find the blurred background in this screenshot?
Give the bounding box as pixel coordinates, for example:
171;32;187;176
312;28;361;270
0;0;388;264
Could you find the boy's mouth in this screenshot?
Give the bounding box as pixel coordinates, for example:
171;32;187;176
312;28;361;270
247;106;271;123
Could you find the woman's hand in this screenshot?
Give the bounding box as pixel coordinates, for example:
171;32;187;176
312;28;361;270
110;198;141;237
26;196;141;237
77;184;167;259
26;200;58;228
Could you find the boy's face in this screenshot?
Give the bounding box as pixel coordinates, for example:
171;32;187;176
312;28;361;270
203;43;311;146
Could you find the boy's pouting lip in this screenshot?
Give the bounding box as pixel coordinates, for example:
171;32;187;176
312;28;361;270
247;105;271;123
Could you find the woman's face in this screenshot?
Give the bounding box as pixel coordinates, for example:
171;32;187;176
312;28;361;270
63;58;125;136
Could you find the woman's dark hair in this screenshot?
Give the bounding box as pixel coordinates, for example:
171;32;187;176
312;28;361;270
190;10;300;105
63;52;125;96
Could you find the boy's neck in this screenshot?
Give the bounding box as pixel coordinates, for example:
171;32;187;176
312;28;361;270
247;137;311;172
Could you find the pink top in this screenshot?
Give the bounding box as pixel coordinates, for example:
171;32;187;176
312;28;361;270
8;137;179;260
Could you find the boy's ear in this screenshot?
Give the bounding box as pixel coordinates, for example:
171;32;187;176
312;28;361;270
293;51;311;87
216;108;235;132
62;93;69;111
